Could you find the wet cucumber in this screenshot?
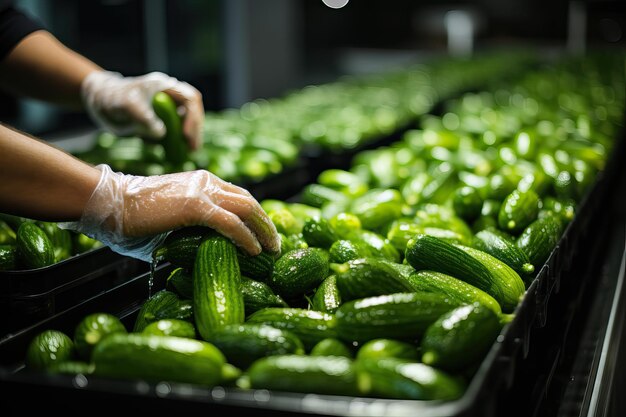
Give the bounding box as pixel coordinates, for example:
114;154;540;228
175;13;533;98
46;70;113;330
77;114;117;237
193;235;244;340
356;358;465;400
133;290;193;332
152;91;189;166
310;275;342;314
356;339;419;361
497;189;540;234
406;235;524;312
302;217;339;249
241;275;288;315
516;215;564;269
92;333;225;386
236;250;275;281
16;222;55;269
246;308;337;350
473;228;535;278
0;244;17;270
335;292;461;344
73;313;127;360
421;303;501;372
141;319;197;339
154;226;214;268
408;270;502;315
333;257;419;301
206;324;305;368
165;267;193;299
245;355;358;396
267;248;329;298
25;330;75;371
310;338;353;357
328;239;372;263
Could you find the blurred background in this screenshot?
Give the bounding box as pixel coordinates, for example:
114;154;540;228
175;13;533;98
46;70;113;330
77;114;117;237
0;0;624;139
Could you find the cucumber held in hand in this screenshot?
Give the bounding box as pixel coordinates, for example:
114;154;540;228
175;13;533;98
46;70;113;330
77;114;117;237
16;222;55;269
152;91;189;166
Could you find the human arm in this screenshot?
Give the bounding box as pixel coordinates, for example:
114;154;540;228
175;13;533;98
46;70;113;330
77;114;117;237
0;124;280;260
0;28;204;149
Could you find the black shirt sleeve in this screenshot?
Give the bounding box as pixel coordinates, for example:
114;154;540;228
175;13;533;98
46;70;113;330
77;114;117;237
0;2;45;62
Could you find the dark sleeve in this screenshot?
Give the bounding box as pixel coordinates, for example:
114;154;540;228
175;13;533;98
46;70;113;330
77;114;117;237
0;3;45;62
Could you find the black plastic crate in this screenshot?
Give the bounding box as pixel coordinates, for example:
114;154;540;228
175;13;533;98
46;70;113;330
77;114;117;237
0;247;148;338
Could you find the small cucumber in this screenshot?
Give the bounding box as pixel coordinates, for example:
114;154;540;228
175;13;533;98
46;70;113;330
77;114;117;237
0;244;17;271
333;257;418;301
408;270;502;315
516;215;564;269
310;338;354;358
92;333;225;386
141;319;197;339
329;239;372;263
349;188;404;230
310;275;342;314
452;186;483;222
356;358;465;400
268;248;329;298
155;226;214;268
356;339;419;361
133;290;192;332
26;330;75;371
246;308;337;350
193;235;244;340
421;303;501;372
347;229;400;263
473;228;535;277
302;217;339;249
16;222;55;269
73;313;127;360
241;275;288;315
152;91;189;166
498;189;540;234
166;267;194;299
335;292;461;344
236;250;275;281
246;355;358;396
206;324;305;368
300;184;349;208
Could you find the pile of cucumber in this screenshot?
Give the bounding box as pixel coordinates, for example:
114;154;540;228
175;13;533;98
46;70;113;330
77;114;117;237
73;53;530;182
23;54;624;401
0;214;103;271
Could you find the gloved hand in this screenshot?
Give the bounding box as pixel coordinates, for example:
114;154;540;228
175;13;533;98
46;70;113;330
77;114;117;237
81;71;204;150
60;164;280;262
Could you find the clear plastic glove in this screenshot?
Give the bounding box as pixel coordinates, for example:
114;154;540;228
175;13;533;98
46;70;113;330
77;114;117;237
81;70;204;150
60;164;280;262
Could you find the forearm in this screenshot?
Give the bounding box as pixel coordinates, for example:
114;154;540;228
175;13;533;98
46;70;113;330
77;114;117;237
0;30;102;110
0;124;101;221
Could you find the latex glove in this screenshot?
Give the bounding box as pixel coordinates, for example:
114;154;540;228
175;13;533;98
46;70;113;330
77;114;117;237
60;164;280;262
81;71;204;150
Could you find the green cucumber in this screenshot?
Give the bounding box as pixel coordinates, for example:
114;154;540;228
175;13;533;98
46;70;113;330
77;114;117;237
73;313;127;360
516;216;564;269
133;290;192;332
0;244;17;270
328;212;362;239
349;188;404;230
540;197;576;223
406;235;524;312
335;292;461;344
152;91;189;166
310;338;353;357
141;319;196;339
421;303;501;371
317;169;368;197
241;275;288;315
452;186;483;222
155;226;214;268
48;361;94;375
246;308;337;350
245;355;358;396
0;220;16;244
408;270;502;315
386;220;471;252
347;229;400;263
473;228;535;277
268;208;301;235
356;358;464;400
236;250;275;281
206;324;305;368
302;217;339;249
333;257;418;301
25;330;75;371
310;275;342;314
193;235;244;340
301;184;349;208
498;189;540;234
356;339;419;361
37;221;73;262
453;244;526;312
329;239;372;263
92;333;225;386
165;267;193;299
267;248;329;298
16;222;55;269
